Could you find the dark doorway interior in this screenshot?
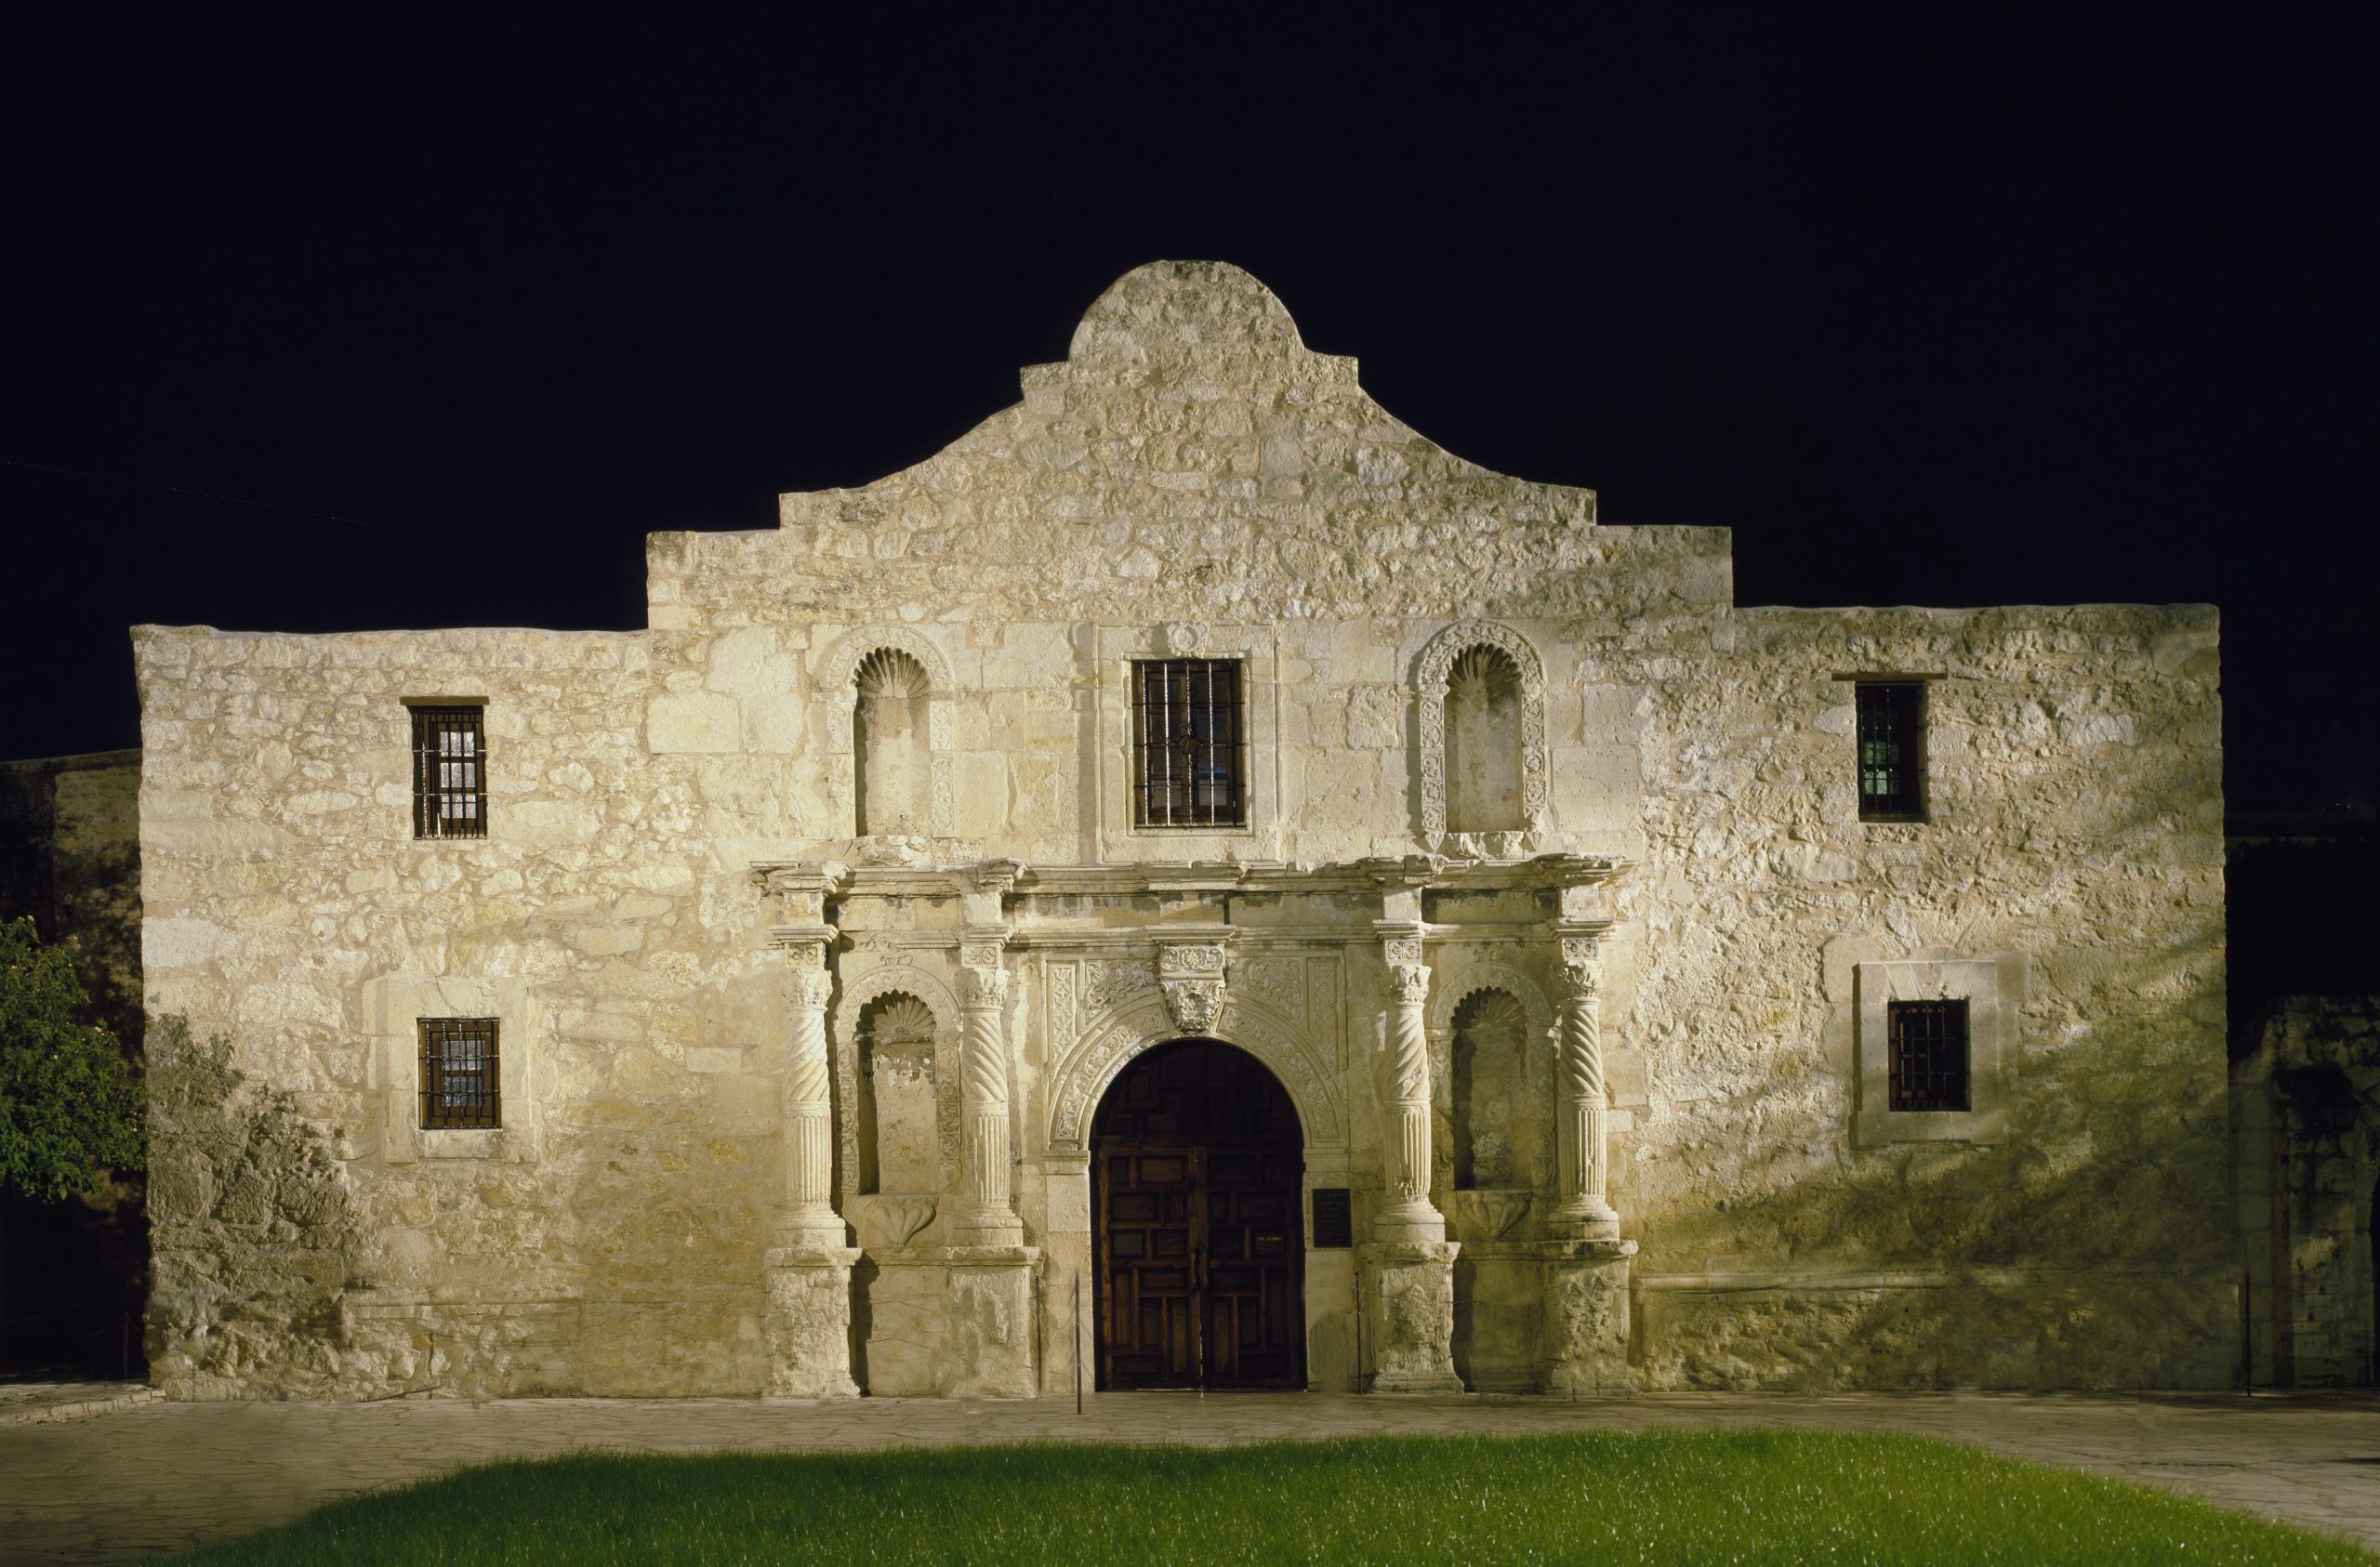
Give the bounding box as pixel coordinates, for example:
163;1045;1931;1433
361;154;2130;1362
1091;1038;1302;1389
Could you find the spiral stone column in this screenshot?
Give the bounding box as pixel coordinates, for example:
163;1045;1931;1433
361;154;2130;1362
1361;876;1462;1393
782;964;843;1246
1551;936;1621;1241
942;859;1038;1398
956;958;1023;1246
1377;953;1444;1243
1540;912;1633;1394
756;863;860;1399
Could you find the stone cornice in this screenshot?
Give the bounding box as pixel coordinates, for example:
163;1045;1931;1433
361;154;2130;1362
801;854;1630;902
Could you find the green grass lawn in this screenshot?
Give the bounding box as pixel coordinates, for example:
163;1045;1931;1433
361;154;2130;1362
159;1429;2371;1565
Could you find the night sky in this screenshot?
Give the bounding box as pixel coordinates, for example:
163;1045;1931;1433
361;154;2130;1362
5;9;2371;811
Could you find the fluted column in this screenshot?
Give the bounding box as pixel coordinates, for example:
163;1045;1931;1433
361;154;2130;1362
754;861;859;1398
780;961;844;1247
1551;934;1621;1240
957;955;1023;1245
1375;928;1446;1244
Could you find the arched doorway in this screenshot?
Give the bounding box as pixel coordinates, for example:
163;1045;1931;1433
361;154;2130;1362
1091;1038;1304;1389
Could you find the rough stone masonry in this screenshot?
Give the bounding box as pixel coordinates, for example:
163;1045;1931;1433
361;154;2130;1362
132;261;2230;1399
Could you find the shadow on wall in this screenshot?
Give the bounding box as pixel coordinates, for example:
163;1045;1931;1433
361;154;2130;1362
144;1016;362;1399
1626;925;2232;1389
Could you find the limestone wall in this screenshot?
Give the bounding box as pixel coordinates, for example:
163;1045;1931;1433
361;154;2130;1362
133;261;2230;1396
1617;604;2231;1388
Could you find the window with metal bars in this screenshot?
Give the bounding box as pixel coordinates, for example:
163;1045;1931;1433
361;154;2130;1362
1130;659;1246;827
1856;680;1925;821
1886;999;1968;1112
418;1018;500;1129
410;704;487;839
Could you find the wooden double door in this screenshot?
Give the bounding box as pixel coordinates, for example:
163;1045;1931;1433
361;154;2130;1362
1092;1039;1304;1389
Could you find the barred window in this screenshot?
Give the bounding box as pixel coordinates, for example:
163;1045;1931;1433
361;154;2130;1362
419;1018;500;1129
1856;681;1925;821
1887;999;1968;1113
410;704;487;839
1131;659;1245;827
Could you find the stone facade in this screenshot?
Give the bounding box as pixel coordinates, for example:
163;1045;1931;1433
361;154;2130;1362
133;261;2232;1398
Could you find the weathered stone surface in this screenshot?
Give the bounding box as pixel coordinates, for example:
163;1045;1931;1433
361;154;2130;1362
761;1247;860;1398
1364;1242;1464;1392
132;262;2230;1399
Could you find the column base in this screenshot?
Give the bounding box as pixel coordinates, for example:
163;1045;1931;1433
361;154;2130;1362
1360;1240;1464;1392
945;1245;1041;1398
952;1213;1026;1248
1541;1238;1636;1395
762;1245;862;1399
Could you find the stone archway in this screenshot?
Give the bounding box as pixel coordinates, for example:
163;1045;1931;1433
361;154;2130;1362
1090;1038;1304;1389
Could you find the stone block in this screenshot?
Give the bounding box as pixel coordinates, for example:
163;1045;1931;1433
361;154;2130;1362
762;1247;861;1398
648;692;742;754
1361;1241;1463;1392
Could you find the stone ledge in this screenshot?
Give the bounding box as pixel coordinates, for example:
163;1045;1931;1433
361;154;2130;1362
0;1381;161;1426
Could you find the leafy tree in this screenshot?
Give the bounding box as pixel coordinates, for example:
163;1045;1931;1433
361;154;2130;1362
0;916;143;1201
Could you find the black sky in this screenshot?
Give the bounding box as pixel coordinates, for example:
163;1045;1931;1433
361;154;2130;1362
4;7;2371;811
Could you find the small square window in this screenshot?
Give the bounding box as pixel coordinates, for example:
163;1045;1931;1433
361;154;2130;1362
410;705;488;839
419;1018;500;1129
1887;999;1969;1113
1856;681;1925;821
1131;660;1246;827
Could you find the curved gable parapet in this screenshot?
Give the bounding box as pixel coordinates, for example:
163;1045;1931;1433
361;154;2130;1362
1055;260;1358;393
651;262;1726;629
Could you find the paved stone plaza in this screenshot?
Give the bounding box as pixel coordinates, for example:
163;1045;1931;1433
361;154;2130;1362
5;1389;2380;1562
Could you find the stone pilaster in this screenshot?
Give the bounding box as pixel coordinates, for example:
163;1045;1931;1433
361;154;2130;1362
757;862;859;1399
1550;929;1621;1242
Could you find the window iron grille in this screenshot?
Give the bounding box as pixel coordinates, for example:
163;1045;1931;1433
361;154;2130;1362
1887;999;1968;1113
419;1018;501;1129
1856;681;1925;821
410;705;488;839
1131;659;1246;827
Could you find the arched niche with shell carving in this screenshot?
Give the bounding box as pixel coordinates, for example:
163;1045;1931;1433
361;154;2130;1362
1429;961;1556;1194
829;965;962;1211
817;625;957;846
1414;621;1550;856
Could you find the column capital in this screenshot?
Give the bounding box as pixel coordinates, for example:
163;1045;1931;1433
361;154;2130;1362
959;964;1011;1011
754;861;849;923
1553;918;1611;979
770;928;837;966
1374;919;1426;968
957;924;1012;975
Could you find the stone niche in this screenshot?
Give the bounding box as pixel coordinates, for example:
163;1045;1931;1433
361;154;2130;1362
853;993;939;1195
854;649;932;838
